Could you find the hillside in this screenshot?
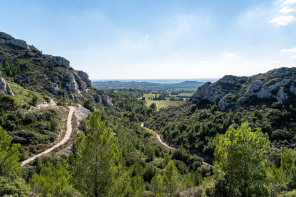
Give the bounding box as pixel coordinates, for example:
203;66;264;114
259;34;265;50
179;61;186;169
190;67;296;110
146;67;296;158
0;32;113;107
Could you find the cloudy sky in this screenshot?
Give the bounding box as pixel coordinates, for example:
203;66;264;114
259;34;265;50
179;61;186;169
1;0;296;79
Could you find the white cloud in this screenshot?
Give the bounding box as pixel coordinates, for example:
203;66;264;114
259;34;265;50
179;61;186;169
281;47;296;53
270;15;296;25
291;55;296;58
225;53;236;58
283;0;296;5
145;34;149;38
279;6;295;13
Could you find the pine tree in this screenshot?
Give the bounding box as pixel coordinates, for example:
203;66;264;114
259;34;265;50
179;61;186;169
72;110;131;197
214;123;270;196
163;160;181;197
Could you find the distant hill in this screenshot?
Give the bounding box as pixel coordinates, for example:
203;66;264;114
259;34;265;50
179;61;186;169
92;80;204;92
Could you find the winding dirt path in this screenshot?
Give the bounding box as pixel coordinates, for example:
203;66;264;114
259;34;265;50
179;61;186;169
141;123;212;167
22;106;76;166
141;123;174;150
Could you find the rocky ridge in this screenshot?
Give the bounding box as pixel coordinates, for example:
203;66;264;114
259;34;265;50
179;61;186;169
190;67;296;110
0;31;113;108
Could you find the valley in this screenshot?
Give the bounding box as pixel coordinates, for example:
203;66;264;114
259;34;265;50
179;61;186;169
0;31;296;197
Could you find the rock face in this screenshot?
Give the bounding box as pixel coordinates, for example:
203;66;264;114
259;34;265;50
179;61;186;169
63;73;79;92
6;39;30;49
0;32;29;49
44;55;70;68
190;67;296;111
0;32;14;40
0;77;14;96
53;56;70;68
0;31;114;108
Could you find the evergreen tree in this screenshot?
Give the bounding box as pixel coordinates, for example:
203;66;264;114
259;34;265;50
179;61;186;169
0;126;30;196
214;123;270;197
72;110;131;197
163;160;181;197
30;161;80;197
0;126;22;177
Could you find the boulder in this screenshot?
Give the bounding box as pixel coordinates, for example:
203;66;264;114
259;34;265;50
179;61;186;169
53;56;70;68
0;77;14;96
63;73;78;91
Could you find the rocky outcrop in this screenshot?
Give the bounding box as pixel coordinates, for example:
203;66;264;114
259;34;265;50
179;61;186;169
77;71;91;87
6;39;30;49
0;32;14;40
0;32;29;49
53;56;70;68
63;73;79;92
191;67;296;111
0;31;114;109
44;55;70;68
0;77;14;96
48;83;59;95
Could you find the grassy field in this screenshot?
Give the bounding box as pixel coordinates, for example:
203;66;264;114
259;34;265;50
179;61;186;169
145;100;185;110
141;93;192;110
177;93;194;97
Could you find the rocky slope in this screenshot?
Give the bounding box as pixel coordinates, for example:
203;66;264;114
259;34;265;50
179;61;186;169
0;32;113;107
190;67;296;110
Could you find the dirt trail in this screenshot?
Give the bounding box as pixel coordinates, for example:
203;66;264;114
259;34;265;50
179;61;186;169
141;123;174;150
141;123;212;167
22;106;76;166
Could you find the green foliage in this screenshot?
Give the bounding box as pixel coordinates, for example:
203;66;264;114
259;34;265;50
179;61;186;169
0;126;22;177
213;123;270;196
32;95;38;106
163;160;181;196
0;95;18;111
83;99;94;112
72;110;131;197
0;175;31;197
151;174;164;194
149;103;157;111
30;161;80;197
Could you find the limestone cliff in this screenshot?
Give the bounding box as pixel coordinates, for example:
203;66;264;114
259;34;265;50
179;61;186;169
190;67;296;110
0;31;113;108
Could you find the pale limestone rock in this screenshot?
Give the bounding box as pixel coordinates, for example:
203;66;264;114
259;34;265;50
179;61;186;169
0;77;14;96
276;87;288;102
77;71;91;87
6;39;30;49
53;56;70;68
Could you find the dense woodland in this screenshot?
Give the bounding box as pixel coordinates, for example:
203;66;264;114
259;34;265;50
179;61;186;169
0;87;296;196
1;36;296;196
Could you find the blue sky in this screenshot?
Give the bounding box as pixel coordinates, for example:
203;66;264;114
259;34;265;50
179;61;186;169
1;0;296;79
